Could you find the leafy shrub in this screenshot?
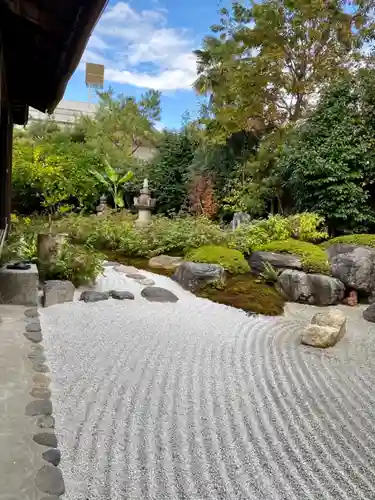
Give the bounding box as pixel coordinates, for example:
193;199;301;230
44;244;104;287
260;262;280;283
229;215;292;253
257;239;330;275
289;212;328;242
186;245;250;274
321;234;375;249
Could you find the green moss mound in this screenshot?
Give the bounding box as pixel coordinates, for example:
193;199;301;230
321;234;375;249
257;239;330;275
186;245;250;274
198;275;285;316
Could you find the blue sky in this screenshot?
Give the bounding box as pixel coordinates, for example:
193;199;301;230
64;0;228;129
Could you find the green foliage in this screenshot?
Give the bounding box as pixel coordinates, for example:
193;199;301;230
279;70;375;232
186;245;250;274
43;244;104;287
321;234;375;249
90;158;133;208
258;240;330;275
260;262;280;283
288;213;328;242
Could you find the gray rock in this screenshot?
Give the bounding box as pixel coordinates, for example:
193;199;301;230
149;255;183;270
24;330;43;343
28;351;46;363
43;280;75;307
79;291;109;303
40;497;59;500
249;251;302;274
24;307;39;318
31;387;51;399
135;278;155;286
277;269;345;306
33;432;58;448
126;273;147;280
302;309;346;348
25;400;52;416
37;415;55;429
141;286;179;303
35;465;65;496
330;246;375;293
363;303;375;322
33;374;51;387
172;262;225;292
33;363;50;373
25;321;41;333
114;265;139;274
42;448;61;466
103;261;118;267
109;290;135;300
369;292;375;304
0;262;38;306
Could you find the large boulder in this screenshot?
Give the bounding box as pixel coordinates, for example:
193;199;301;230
277;269;345;306
326;244;359;260
363;303;375;322
249;251;302;274
148;255;183;270
301;309;346;348
330;246;375;293
172;262;225;292
43;280;75;307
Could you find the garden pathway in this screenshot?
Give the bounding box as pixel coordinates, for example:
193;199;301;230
40;266;375;500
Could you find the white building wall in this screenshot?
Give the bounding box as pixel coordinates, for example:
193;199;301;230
29;100;97;125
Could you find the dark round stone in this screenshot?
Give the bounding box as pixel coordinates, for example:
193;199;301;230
109;290;135;300
28;351;46;363
79;291;109;303
42;448;61;466
35;465;65;496
26;400;52;416
33;363;50;373
24;330;42;343
33;374;51;387
26;321;41;333
25;307;39;318
37;415;55;429
33;432;58;448
31;387;51;399
141;286;179;303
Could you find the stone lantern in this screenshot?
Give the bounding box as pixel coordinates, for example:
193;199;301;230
96;195;109;216
134;179;156;227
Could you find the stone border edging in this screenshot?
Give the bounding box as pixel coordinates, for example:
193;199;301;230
23;307;66;498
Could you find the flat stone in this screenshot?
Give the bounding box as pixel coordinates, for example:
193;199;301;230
24;307;39;318
363;303;375;322
114;265;139;274
43;280;75;307
35;465;65;496
33;432;58;448
126;273;147;280
149;255;183;270
79;291;109;303
24;330;43;343
40;497;60;500
31;387;51;399
172;262;225;292
136;278;155;286
37;415;55;429
109;290;135;300
42;448;61;466
302;309;346;348
30;343;44;353
28;351;46;363
249;251;302;274
33;374;51;387
103;261;118;267
25;399;52;416
25;321;41;333
33;363;50;373
141;286;179;303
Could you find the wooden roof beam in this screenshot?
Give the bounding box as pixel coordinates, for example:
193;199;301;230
3;0;63;35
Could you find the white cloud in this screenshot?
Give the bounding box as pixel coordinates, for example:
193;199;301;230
82;2;197;91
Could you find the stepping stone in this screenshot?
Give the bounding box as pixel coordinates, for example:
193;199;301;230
141;287;179;303
136;278;155;286
42;448;61;466
126;273;147;280
28;351;46;363
33;374;51;387
33;363;50;373
79;291;109;303
33;432;58;448
43;280;75;307
103;261;118;267
25;400;52;416
109;290;135;300
37;415;55;429
24;330;42;343
35;465;65;496
26;321;41;333
114;265;139;274
31;387;51;399
25;307;39;318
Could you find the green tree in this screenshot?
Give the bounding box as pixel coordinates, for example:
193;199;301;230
90;158;133;209
278;69;375;233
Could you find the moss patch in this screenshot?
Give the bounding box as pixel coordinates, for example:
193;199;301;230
257;239;330;275
321;234;375;249
186;245;250;274
197;274;285;316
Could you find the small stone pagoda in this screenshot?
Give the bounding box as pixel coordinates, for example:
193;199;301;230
134;179;156;226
